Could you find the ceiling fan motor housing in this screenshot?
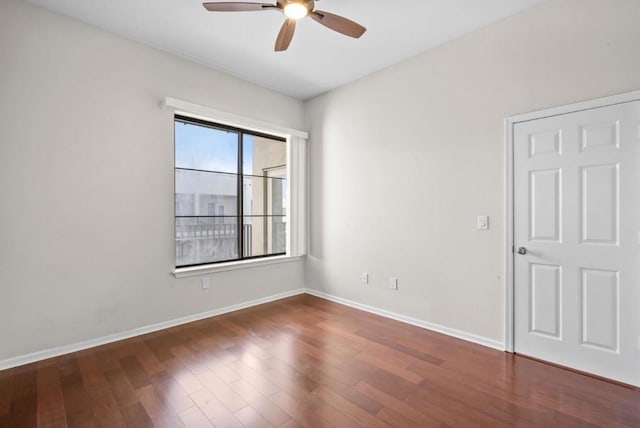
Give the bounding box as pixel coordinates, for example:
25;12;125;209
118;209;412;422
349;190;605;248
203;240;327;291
279;0;315;12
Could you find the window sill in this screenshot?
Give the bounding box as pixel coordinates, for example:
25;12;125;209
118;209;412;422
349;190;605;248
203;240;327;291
173;255;305;278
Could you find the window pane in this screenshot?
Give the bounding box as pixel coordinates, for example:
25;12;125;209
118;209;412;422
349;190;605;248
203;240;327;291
243;175;263;217
243;215;286;257
242;134;286;176
175;121;238;173
242;176;287;216
243;216;264;257
176;169;237;216
270;177;287;216
270;215;287;254
176;217;238;266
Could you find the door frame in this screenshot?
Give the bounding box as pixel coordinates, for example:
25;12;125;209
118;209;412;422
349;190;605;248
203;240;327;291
503;89;640;352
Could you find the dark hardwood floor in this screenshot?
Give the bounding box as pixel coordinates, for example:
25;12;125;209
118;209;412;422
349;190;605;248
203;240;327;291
1;294;638;427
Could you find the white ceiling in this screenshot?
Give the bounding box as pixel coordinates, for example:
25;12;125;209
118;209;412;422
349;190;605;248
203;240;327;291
24;0;547;100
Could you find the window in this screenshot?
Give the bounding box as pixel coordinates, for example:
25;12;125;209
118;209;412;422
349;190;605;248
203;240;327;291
175;115;288;268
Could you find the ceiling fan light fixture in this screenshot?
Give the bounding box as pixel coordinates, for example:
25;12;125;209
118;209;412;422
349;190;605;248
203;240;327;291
203;1;367;51
284;3;308;20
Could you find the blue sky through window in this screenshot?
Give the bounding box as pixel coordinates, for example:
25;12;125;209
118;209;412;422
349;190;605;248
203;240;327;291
175;121;253;173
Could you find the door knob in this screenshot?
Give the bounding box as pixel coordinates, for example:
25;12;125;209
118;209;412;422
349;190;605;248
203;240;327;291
517;247;527;255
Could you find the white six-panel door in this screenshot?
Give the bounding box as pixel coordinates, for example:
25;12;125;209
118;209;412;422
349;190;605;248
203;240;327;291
513;100;640;386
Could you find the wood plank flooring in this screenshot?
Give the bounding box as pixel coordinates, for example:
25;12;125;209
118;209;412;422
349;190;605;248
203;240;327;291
1;294;638;427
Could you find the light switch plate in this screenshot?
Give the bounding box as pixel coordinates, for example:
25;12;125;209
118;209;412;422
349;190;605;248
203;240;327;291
477;215;489;230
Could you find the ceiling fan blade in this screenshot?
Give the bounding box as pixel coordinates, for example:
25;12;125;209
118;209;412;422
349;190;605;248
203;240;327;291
203;2;275;12
275;18;296;51
310;10;366;38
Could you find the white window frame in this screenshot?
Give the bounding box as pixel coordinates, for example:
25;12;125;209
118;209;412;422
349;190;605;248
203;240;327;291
165;97;308;278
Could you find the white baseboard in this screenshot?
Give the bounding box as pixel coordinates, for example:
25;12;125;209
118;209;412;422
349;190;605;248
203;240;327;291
305;289;505;351
0;288;306;371
1;287;504;372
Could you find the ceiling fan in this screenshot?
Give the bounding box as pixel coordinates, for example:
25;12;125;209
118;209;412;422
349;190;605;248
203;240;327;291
202;1;366;51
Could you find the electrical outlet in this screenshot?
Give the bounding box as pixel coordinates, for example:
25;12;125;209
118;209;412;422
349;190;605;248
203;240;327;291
361;272;369;285
201;277;210;290
389;277;398;290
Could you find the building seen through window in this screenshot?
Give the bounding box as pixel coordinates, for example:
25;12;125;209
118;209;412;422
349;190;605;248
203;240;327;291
175;116;287;267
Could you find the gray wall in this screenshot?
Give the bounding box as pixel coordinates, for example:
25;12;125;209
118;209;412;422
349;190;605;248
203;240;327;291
304;0;640;343
0;0;304;362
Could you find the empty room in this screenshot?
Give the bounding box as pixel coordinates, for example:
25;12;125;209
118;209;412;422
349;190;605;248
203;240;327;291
1;0;639;426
